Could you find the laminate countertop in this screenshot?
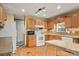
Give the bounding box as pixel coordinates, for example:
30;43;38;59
45;40;79;55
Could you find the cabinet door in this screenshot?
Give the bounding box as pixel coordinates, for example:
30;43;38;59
45;35;49;41
0;6;3;23
47;20;54;29
65;16;72;28
36;19;44;25
27;17;36;28
0;5;6;27
27;35;36;47
72;14;79;28
44;20;47;29
48;35;60;40
77;15;79;28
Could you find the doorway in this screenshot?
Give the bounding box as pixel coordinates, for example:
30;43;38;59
15;19;25;47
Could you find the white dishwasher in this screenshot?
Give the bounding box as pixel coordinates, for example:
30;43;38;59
61;37;73;44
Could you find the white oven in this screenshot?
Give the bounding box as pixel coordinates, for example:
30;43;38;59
35;29;45;46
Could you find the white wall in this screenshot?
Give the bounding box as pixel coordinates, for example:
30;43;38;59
0;13;16;53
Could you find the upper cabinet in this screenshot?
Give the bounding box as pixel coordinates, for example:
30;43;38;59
64;14;79;28
36;18;44;25
25;16;36;29
71;14;79;28
43;20;47;29
55;16;64;24
47;19;55;29
64;16;72;28
25;16;47;29
0;4;6;28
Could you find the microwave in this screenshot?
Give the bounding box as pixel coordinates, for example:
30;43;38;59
27;31;35;35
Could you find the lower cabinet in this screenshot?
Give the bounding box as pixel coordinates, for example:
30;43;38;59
27;35;36;47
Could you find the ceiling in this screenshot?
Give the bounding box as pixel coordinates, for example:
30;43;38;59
2;3;79;19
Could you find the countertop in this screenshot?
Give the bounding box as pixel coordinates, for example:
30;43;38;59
45;32;79;38
45;40;79;55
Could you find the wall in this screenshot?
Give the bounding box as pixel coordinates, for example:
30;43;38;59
0;13;16;53
16;20;25;44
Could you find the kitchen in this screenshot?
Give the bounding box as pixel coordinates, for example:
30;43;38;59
1;3;79;56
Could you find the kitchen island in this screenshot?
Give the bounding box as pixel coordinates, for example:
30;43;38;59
45;40;79;56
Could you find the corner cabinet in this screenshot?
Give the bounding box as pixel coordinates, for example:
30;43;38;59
0;4;6;28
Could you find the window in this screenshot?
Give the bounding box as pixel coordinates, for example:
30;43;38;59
56;22;66;32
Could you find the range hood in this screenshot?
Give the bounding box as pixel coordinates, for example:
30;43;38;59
35;25;44;30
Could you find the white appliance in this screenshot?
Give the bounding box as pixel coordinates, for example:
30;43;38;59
35;29;45;46
61;37;73;44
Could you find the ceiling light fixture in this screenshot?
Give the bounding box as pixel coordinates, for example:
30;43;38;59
35;7;46;17
57;6;61;10
35;7;46;14
22;9;25;12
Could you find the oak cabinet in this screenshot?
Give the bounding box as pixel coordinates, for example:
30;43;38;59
71;14;79;28
48;35;60;40
25;17;36;29
27;35;36;47
25;16;46;29
64;14;79;28
56;17;64;23
0;4;6;28
45;35;49;41
43;20;47;29
64;16;72;28
36;19;44;25
77;15;79;28
47;20;54;29
45;35;60;41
